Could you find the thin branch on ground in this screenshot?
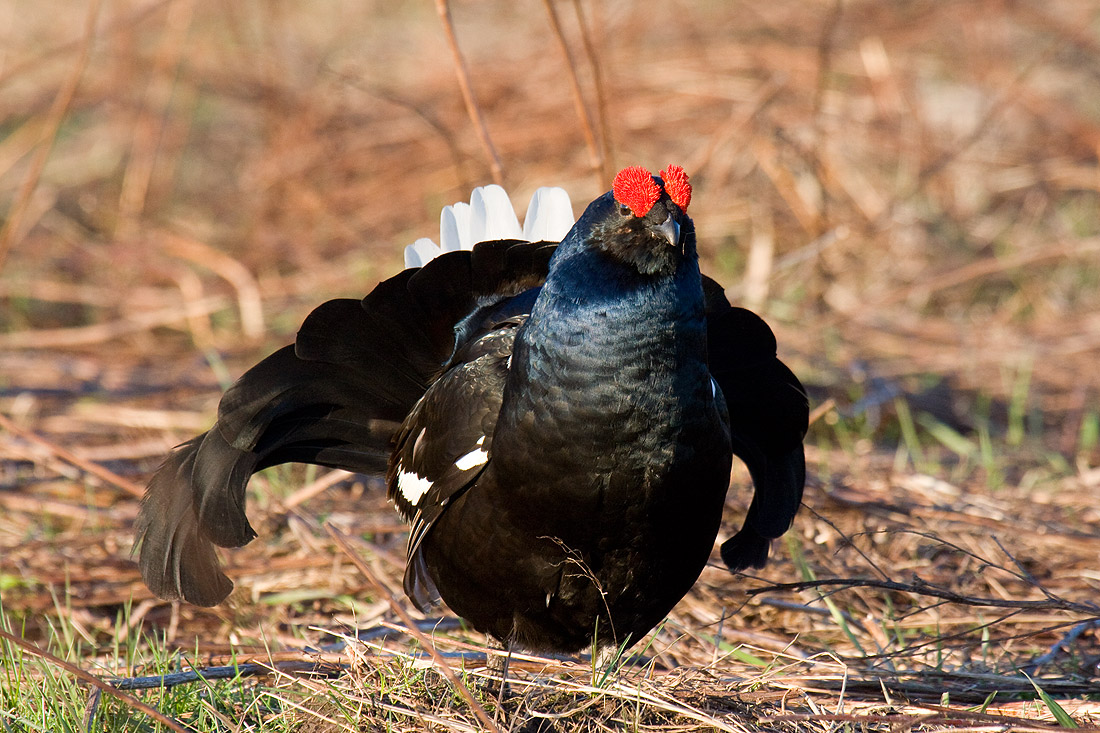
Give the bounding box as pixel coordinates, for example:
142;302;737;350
747;577;1100;617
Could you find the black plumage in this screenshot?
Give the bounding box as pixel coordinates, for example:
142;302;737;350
136;166;807;654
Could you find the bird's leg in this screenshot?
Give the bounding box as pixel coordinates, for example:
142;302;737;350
589;614;625;684
592;637;660;684
484;636;515;702
591;642;621;684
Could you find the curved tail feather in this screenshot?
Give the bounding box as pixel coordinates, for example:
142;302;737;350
136;434;239;605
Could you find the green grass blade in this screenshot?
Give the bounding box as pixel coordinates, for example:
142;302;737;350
893;397;926;472
1023;672;1078;728
916;412;976;458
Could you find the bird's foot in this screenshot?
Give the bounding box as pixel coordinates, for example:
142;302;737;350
482;639;515;701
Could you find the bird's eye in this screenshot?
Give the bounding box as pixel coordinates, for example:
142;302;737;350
619;204;632;217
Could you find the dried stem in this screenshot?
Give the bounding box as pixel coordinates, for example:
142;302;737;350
434;0;503;185
542;0;604;183
0;0;102;272
115;0;197;240
571;0;613;181
160;230;265;340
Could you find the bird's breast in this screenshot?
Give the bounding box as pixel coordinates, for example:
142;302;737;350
490;290;727;516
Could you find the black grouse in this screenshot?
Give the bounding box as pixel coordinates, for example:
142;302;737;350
136;165;808;655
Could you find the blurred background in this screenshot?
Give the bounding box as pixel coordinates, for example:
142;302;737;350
1;0;1098;714
3;0;1099;456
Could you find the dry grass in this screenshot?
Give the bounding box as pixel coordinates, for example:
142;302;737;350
1;0;1099;730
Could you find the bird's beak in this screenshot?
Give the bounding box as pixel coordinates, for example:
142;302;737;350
656;214;682;249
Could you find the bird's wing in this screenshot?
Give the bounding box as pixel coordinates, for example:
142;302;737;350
702;277;809;571
385;320;521;610
137;241;552;606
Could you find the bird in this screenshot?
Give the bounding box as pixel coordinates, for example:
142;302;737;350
135;165;808;656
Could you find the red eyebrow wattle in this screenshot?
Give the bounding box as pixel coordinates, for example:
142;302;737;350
613;166;661;217
661;165;691;212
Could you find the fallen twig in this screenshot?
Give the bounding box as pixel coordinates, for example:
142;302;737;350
0;411;145;497
747;577;1100;617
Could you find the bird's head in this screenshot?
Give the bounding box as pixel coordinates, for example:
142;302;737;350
570;165;696;277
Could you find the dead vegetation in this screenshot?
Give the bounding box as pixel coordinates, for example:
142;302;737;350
1;0;1099;730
